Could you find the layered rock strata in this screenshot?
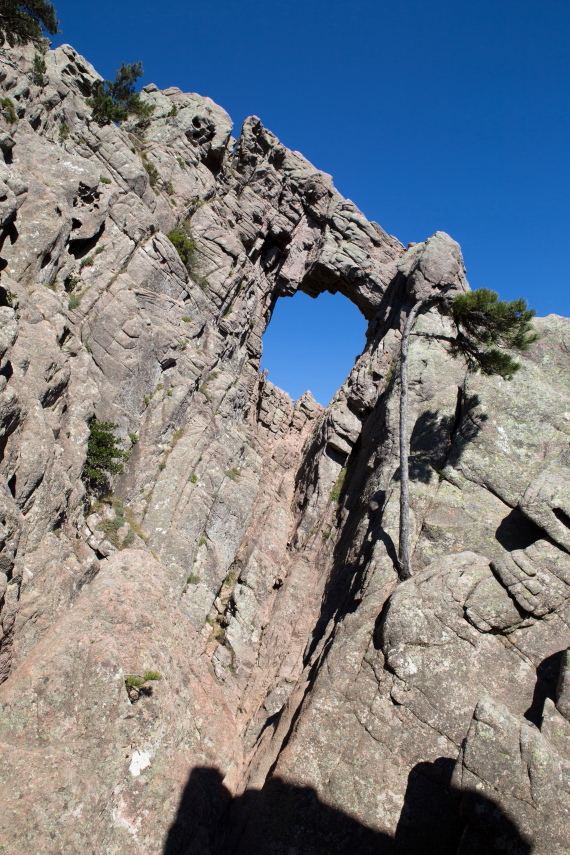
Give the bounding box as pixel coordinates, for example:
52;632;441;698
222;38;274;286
0;43;568;854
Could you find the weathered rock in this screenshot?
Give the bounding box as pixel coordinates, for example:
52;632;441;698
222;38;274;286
0;40;567;855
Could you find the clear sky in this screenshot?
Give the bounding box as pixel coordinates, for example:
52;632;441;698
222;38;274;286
49;0;570;404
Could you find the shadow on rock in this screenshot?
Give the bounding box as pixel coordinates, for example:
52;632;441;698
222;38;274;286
164;761;532;855
395;757;531;854
524;648;566;726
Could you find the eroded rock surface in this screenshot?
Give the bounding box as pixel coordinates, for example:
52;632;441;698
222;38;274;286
0;42;567;854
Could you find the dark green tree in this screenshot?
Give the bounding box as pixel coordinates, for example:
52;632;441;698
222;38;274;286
0;0;59;47
86;62;153;126
398;288;537;579
82;418;128;496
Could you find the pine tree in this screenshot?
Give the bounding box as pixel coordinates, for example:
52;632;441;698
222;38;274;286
398;288;537;579
86;62;153;126
82;418;128;496
0;0;59;48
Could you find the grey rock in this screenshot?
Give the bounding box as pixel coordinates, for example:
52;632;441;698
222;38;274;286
0;39;567;855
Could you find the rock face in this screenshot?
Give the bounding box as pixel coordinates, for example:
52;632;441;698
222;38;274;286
0;42;568;855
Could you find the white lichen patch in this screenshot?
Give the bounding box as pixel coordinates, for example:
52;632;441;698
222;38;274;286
129;749;151;777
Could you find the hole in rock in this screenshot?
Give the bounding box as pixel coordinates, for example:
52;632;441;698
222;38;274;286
261;291;366;406
67;222;105;260
495;508;543;552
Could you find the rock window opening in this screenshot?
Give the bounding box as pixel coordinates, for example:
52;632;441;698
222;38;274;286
261;291;366;407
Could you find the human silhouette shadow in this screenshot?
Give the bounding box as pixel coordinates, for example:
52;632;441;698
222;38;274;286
164;761;532;855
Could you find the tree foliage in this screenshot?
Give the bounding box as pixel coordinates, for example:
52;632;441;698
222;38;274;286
82;418;128;495
0;0;59;47
442;288;538;379
86;62;153;126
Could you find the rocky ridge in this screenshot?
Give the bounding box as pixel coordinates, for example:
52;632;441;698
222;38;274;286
0;42;567;854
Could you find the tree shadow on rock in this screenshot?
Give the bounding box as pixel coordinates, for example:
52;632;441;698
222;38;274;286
395;758;532;855
164;761;532;855
393;393;487;486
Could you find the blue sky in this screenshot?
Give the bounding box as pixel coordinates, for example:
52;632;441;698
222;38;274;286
50;0;570;404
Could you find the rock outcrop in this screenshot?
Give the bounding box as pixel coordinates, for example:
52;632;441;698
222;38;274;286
0;42;568;854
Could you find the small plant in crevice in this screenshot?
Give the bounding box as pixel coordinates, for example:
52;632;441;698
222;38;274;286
0;97;17;124
124;669;161;703
224;467;241;482
68;294;81;310
80;255;94;269
100;175;112;184
168;104;178;118
128;432;139;446
167;223;195;267
142;153;159;187
64;272;80;292
59;120;69;140
142;670;162;682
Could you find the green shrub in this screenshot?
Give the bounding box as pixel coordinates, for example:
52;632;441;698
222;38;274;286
142;155;159;187
80;255;94;269
86;62;154;126
198;536;207;547
177;157;185;169
0;98;17;124
198;383;210;401
82;418;128;495
330;466;348;504
125;675;145;688
59;121;69;140
64;272;80;292
182;316;192;322
143;670;162;681
32;52;46;86
186;572;200;585
168;105;178;118
68;294;81;310
167;224;195;267
100;176;112;184
189;473;197;484
224;467;241;482
165;180;174;196
128;432;138;445
122;529;135;547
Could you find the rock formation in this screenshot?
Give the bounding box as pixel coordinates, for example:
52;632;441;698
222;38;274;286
0;42;568;854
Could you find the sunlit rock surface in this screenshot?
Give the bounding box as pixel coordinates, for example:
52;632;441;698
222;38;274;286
0;42;568;854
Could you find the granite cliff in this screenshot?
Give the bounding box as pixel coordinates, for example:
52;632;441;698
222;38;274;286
0;43;568;854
